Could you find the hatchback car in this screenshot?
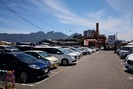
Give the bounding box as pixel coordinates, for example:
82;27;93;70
24;50;59;68
0;52;50;82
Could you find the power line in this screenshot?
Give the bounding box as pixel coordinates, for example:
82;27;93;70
10;0;72;34
0;1;45;31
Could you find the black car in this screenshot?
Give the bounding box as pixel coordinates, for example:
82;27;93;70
0;52;50;82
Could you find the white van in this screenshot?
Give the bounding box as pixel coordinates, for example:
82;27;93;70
34;46;77;66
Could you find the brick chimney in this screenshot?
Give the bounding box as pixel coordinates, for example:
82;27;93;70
96;23;99;38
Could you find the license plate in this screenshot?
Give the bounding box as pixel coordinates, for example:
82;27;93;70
54;64;57;67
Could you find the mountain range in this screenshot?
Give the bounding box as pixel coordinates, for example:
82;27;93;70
0;31;75;43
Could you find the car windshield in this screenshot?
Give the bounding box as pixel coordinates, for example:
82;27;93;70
65;48;74;53
38;52;50;57
73;48;81;52
6;49;20;52
59;48;71;54
6;46;16;49
121;47;131;51
15;53;37;63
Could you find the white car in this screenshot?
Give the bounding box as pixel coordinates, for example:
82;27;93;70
89;46;97;52
63;48;81;59
24;50;59;68
83;47;93;54
125;54;133;71
119;45;133;59
69;47;83;56
0;45;20;53
34;46;77;66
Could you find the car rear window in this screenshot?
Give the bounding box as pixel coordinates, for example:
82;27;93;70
121;47;131;51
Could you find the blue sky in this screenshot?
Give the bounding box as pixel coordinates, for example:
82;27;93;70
0;0;133;41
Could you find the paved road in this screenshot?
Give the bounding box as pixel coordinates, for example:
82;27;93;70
1;51;133;89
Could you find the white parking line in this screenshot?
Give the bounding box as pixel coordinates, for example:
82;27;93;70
79;51;99;62
128;76;133;80
32;67;70;86
120;62;124;65
118;60;123;61
15;67;70;87
16;83;34;86
123;68;126;71
15;52;99;87
79;58;86;62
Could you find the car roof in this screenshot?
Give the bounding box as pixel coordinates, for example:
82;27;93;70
0;45;12;47
0;52;24;55
34;46;61;49
124;45;133;47
24;50;43;53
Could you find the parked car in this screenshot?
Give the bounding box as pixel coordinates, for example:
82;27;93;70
63;48;81;59
119;45;133;59
0;45;20;53
125;54;133;71
116;46;123;55
0;52;50;82
34;46;77;66
69;47;83;56
89;46;97;52
76;47;88;55
83;47;93;54
24;50;59;68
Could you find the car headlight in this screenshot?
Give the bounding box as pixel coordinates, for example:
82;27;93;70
50;60;55;64
29;65;40;69
70;56;75;60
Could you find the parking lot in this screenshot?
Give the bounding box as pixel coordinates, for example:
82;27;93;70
1;50;133;89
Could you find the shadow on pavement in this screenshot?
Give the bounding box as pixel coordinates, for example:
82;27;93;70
16;75;49;84
124;70;133;74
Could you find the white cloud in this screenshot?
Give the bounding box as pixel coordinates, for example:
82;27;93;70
1;0;133;41
32;0;133;41
107;0;133;13
0;18;17;25
87;9;106;20
0;27;30;34
0;18;7;23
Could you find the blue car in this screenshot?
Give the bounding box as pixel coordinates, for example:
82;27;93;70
0;52;50;82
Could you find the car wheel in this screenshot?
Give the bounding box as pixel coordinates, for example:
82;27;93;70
62;59;68;66
20;72;28;82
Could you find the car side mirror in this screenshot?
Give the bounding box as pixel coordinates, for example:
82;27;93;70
57;51;63;54
38;56;42;59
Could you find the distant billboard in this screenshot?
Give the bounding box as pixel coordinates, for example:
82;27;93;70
108;35;116;44
84;40;89;46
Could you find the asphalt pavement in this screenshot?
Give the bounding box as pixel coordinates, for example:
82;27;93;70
1;50;133;89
